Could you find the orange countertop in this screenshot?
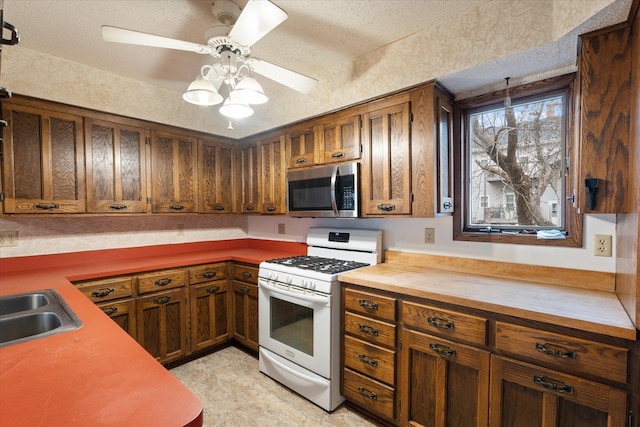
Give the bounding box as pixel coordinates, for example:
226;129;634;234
0;239;307;427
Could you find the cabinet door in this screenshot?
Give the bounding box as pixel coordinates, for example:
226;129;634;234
85;118;148;213
150;131;197;213
286;126;317;169
575;26;631;214
98;298;137;341
361;99;411;216
190;281;231;351
320;113;361;164
400;328;490;427
239;143;260;213
232;281;259;351
199;138;236;213
2;104;85;213
137;288;188;364
489;356;628;427
259;135;286;214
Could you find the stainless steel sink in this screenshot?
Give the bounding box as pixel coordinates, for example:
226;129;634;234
0;289;82;347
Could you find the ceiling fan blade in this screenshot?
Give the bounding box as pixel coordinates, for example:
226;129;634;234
101;25;213;54
249;58;318;94
228;0;287;47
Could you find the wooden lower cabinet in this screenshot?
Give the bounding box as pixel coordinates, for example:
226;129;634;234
190;280;231;352
137;287;189;364
489;356;628;427
97;298;137;340
399;328;490;427
232;280;259;351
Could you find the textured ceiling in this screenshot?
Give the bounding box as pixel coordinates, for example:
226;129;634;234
0;0;633;136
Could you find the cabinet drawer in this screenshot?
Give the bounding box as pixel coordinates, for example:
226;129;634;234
345;336;395;385
344;288;396;321
495;322;628;384
75;276;133;303
188;263;228;285
137;269;187;294
343;368;395;420
345;312;396;348
233;264;259;285
402;300;487;346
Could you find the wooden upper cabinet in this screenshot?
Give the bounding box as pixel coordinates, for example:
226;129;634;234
84;118;149;213
285;125;317;169
320;113;361;164
198;137;236;214
150;131;198;213
2;103;85;213
575;24;632;214
361;95;412;216
239;143;261;213
259;134;286;214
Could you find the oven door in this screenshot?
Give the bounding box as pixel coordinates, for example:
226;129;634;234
258;278;332;378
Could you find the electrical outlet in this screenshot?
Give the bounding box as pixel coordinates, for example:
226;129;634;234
424;228;435;244
0;231;19;247
177;224;185;236
278;223;286;234
593;234;612;257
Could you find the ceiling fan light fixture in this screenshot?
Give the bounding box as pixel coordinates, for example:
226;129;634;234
183;75;223;106
231;76;268;104
219;96;254;119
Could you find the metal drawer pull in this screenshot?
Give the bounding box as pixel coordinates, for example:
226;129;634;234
154;278;172;287
92;288;115;298
358;299;378;310
202;271;217;279
296;158;307;164
331;152;345;158
535;342;576;359
533;375;574;394
357;386;377;400
358;354;378;367
108;204;128;210
212;205;225;211
153;296;171;305
428;317;455;329
102;307;118;316
169;205;184;210
358;324;379;336
245;205;255;211
429;343;457;357
266;205;277;212
377;204;396;212
240;285;250;293
206;286;220;294
242;271;253;279
34;203;60;210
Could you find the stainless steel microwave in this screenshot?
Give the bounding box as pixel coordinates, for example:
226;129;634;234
286;162;359;218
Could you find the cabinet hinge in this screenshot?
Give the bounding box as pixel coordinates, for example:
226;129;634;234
628;411;633;427
410;112;414;123
0;191;4;202
145;136;151;145
147;197;151;204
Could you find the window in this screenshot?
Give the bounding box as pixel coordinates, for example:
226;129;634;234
454;74;582;247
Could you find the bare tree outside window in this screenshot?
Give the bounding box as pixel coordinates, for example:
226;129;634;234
467;94;565;229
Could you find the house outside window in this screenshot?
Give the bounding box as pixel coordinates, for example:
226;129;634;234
453;74;582;247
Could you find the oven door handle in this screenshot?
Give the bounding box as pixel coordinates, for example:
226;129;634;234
259;280;330;305
330;165;339;216
260;349;327;386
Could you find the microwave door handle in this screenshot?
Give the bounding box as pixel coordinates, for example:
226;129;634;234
330;166;339;216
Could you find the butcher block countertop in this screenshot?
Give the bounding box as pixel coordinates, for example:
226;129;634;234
0;239;306;427
338;251;637;341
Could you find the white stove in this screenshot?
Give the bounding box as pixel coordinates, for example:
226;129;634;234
258;228;382;411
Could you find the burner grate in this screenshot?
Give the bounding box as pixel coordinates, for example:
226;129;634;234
266;256;369;274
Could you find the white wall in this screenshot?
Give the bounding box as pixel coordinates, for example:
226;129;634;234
248;214;617;272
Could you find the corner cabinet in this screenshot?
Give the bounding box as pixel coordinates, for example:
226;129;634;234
1;102;85;213
150;130;198;213
361;94;412;216
84;118;149;213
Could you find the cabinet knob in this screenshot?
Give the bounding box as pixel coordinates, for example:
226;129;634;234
240;285;250;293
242;271;252;279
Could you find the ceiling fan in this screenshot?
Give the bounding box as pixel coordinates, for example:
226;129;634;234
101;0;318;122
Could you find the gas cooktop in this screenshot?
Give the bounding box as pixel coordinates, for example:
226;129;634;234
264;256;370;275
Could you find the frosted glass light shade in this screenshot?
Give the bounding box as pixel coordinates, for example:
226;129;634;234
219;97;253;118
231;76;268;104
182;76;223;106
